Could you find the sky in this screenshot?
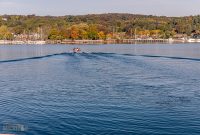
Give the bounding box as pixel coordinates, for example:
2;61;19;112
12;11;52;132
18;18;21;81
0;0;200;17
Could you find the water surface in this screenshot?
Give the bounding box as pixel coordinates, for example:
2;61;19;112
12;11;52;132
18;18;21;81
0;44;200;135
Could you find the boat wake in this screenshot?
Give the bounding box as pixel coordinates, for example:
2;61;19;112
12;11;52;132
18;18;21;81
133;54;200;62
0;52;200;64
89;53;200;62
0;52;67;64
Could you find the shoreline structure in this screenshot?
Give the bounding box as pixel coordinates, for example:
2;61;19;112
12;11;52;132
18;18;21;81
0;38;199;45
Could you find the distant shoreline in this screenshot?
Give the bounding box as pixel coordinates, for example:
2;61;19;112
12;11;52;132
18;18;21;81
1;14;200;44
1;38;198;45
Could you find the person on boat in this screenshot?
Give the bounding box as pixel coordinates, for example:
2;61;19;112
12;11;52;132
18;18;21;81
73;48;81;53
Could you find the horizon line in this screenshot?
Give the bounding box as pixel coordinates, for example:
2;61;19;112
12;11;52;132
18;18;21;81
0;12;200;18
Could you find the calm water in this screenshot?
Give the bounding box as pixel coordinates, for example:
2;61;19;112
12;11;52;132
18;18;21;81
0;44;200;135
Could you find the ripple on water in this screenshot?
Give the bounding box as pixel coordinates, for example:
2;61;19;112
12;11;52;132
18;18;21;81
0;46;200;134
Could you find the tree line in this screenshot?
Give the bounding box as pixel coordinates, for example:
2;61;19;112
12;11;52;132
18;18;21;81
0;13;200;40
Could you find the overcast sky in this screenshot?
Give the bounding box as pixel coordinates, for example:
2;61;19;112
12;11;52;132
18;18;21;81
0;0;199;16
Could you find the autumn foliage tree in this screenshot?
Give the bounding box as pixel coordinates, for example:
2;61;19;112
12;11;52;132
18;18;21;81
70;26;79;40
1;13;200;40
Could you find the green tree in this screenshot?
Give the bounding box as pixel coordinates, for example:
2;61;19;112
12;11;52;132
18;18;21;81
88;25;98;40
48;28;63;40
0;25;13;40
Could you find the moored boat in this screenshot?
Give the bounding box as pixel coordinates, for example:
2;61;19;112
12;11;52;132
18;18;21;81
187;34;200;43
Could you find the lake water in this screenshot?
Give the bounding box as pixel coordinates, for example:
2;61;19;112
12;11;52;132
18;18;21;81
0;44;200;135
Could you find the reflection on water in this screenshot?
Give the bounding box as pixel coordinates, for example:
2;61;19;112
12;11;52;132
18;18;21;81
0;44;200;135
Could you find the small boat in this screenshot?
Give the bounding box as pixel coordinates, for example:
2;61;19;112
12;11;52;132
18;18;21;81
187;34;200;43
187;38;200;43
73;48;81;53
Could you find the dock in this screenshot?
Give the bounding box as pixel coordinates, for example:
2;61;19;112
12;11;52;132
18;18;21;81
0;38;199;45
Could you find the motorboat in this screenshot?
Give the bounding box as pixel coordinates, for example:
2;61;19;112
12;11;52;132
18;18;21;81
187;38;200;43
73;48;81;53
187;34;200;43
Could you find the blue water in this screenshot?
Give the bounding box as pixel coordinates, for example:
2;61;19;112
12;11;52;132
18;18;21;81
0;44;200;135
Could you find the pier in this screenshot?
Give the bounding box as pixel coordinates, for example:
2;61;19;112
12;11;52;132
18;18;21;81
0;40;46;45
47;39;172;45
0;38;198;45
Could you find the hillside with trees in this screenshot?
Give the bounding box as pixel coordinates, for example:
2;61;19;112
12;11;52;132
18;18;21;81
0;13;200;40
